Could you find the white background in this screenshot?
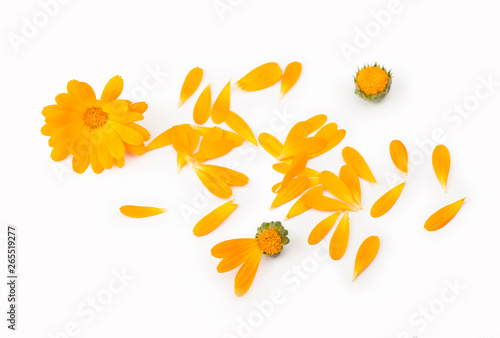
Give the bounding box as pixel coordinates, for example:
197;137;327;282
1;0;500;337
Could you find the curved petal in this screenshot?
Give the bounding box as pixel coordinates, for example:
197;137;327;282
101;76;124;102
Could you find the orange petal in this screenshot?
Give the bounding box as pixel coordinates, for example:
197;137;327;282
432;145;450;193
284;121;310;148
370;182;405;218
196;164;249;186
179;67;203;107
279;152;308;192
120;205;166;218
339;165;362;208
259;133;284;159
193;200;238;237
101;75;124;102
280;61;302;98
212;238;257;258
237;62;282;92
217;241;261;273
279;137;327;161
342;146;376;183
389;140;408;175
285;183;323;219
353;236;380;281
199;126;223;149
191;139;235;162
193;165;233;198
194;125;244;147
193;84;211;125
234;249;263;297
329;212;350;260
170;124;200;171
302;190;356;212
319;171;359;208
212;81;231;124
271;176;310;208
304;114;328;134
309;124;346;158
424;198;465;231
272;163;319;177
225;111;257;146
308;212;340;245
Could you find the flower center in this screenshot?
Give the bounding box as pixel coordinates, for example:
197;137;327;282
257;229;283;256
356;66;390;96
84;107;108;128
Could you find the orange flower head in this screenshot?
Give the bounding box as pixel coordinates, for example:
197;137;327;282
41;76;150;174
354;63;392;101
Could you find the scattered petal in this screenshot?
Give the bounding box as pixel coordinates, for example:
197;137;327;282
193;84;212;125
279;137;327;161
283;122;310;148
271;176;310;208
120;205;166;218
146;129;171;151
193;165;233;198
353;236;380;281
193;200;238;237
329;212;350;260
225;111;257;145
342;146;377;183
308;212;340;245
212;81;231;124
370;182;405;218
309;124;346;158
339;165;362;208
279;152;308;191
424;198;465;231
179;67;203;107
389;140;408;175
285;185;323;219
191;139;235;162
432;145;450;192
197;164;249;186
280;62;302;98
319;171;359;209
304;114;328;134
259;133;284;159
302;190;356;212
272;163;319;177
237;62;282;91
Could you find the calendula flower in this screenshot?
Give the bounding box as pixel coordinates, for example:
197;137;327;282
211;221;289;296
354;63;392;101
41;76;150;174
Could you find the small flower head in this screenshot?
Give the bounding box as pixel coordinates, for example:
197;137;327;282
256;221;289;256
354;63;392;102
